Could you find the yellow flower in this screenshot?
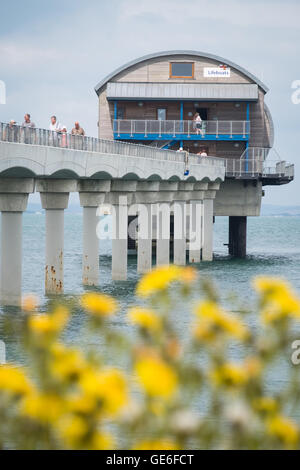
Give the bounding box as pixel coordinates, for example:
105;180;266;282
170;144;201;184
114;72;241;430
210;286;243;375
180;266;197;284
210;363;248;388
81;293;117;317
21;393;65;424
135;356;178;399
50;343;88;382
89;431;114;450
0;365;33;396
252;397;279;415
194;301;249;342
58;415;88;447
133;439;180;450
136;265;182;297
254;277;300;323
22;294;39;312
127;307;162;332
211;359;261;389
28;306;69;337
80;368;128;415
267;415;299;447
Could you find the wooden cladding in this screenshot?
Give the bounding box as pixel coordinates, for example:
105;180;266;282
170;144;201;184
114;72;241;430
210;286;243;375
169;62;195;79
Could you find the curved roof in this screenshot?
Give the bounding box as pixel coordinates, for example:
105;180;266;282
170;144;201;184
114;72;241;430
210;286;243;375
95;50;269;95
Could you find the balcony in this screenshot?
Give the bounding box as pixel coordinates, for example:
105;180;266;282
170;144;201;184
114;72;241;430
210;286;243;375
113;119;250;141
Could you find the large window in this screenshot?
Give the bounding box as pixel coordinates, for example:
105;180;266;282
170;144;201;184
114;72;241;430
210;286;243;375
157;108;167;120
170;62;194;79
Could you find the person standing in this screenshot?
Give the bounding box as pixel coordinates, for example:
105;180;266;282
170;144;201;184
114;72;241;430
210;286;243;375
22;114;35;144
22;114;35;128
193;113;202;135
49;116;62;147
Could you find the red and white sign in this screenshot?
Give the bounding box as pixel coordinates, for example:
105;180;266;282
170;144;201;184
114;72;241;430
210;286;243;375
204;65;231;78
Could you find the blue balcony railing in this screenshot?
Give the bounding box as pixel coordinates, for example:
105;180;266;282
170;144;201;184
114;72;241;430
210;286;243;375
113;119;250;141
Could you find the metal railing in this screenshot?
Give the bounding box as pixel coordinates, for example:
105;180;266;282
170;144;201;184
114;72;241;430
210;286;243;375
0;122;223;167
114;119;250;138
225;147;294;179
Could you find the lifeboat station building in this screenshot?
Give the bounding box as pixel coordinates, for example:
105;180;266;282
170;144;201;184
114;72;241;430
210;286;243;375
94;50;293;257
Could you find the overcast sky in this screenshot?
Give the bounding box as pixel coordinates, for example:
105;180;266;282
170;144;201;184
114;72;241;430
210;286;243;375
0;0;299;205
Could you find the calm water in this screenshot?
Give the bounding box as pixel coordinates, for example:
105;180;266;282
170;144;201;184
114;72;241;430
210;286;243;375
1;213;300;426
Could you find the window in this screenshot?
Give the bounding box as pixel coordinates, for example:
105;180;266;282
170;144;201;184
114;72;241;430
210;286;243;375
157;108;166;120
170;62;194;79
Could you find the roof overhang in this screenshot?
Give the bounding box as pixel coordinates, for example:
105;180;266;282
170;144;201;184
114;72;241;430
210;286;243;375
95;50;269;95
106;82;259;101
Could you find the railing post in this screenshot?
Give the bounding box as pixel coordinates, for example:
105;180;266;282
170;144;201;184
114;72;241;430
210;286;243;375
243;121;246;139
188;120;190;138
117;119;120;137
130;120;133;138
145;120;147;138
230;121;233;138
216;121;219;139
173;120;176;138
159;120;162;138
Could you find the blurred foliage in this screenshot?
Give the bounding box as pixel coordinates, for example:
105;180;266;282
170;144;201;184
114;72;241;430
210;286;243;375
1;266;300;450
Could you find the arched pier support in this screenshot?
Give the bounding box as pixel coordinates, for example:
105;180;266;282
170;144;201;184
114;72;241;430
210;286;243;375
37;179;77;295
79;180;111;286
0;178;34;306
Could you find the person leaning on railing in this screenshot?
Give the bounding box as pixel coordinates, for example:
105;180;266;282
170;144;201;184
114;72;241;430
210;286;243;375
4;120;18;143
71;122;85;150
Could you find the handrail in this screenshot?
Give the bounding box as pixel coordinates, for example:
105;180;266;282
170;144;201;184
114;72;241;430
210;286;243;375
114;119;250;136
0;122;224;167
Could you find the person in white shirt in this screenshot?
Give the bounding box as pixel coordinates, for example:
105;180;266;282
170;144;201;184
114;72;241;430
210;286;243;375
200;149;208;157
193;113;202;135
49;115;62;132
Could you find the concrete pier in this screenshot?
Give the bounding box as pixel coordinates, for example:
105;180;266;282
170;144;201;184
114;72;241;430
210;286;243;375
202;197;214;261
37;179;77;295
137;203;152;273
112;201;128;280
156;202;171;266
189;200;202;263
173;201;186;265
229;216;247;258
79;180;110;286
0;179;34;306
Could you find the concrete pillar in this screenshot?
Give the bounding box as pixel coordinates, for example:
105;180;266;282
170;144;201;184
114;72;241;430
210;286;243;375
189;200;202;263
79;181;111;286
82;206;99;285
1;212;23;306
229;216;247;258
156;202;171;266
137;203;152;273
0;179;34;306
112;201;128;280
173;201;186;266
202;198;214;261
37;179;77;295
45;208;65;294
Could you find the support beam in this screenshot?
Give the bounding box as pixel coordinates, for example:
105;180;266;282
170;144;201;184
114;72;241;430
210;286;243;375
1;212;23;306
82;207;99;286
37;179;77;295
137;203;152;273
79;181;110;286
229;216;247;258
156;202;170;266
173;201;186;265
45;208;65;294
0;178;34;306
202;198;214;261
112;201;128;280
189;200;202;263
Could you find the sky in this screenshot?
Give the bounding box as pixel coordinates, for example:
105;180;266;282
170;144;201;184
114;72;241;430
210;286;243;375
0;0;299;205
